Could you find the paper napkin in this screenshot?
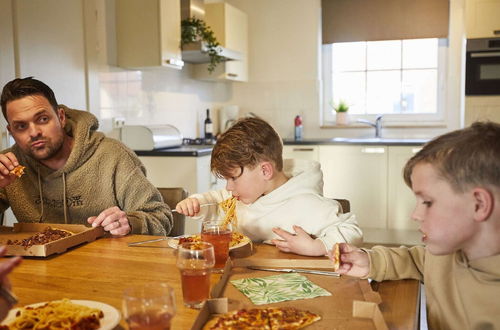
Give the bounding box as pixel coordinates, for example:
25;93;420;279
230;273;331;305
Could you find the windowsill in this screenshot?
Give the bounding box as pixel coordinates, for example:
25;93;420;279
321;122;447;129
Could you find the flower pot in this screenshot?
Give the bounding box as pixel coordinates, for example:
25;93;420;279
336;112;349;125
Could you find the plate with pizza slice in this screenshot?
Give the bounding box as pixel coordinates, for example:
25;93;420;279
168;232;251;250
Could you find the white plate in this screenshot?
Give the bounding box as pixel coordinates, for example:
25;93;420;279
168;234;251;250
1;299;121;330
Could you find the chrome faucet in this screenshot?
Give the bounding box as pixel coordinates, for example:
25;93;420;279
357;115;384;138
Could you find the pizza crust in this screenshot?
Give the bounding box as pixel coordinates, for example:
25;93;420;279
332;243;340;272
9;165;26;178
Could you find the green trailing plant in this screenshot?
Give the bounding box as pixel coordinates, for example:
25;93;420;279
330;100;349;113
181;17;223;73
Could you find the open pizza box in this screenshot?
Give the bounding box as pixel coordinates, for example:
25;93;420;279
191;258;388;329
0;223;104;257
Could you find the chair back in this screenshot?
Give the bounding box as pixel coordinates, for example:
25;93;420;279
157;187;188;236
334;199;350;213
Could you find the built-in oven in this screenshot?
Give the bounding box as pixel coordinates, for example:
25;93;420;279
465;37;500;95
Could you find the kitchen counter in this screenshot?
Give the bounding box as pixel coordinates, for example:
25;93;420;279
134;145;213;157
284;137;429;146
133;138;429;157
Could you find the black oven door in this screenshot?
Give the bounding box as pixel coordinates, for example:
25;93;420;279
466;51;500;95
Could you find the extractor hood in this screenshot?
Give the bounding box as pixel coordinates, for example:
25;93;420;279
180;0;243;63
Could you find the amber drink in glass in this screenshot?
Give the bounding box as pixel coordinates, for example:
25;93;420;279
201;221;232;273
176;241;215;308
122;282;176;330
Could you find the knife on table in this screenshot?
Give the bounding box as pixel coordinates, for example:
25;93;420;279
247;266;340;277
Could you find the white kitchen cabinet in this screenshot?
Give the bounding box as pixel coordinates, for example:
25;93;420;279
465;0;500;38
313;144;423;245
115;0;184;69
138;155;225;234
319;145;388;229
193;2;248;82
138;155;224;196
387;146;422;231
283;145;320;162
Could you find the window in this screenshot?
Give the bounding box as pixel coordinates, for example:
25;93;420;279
322;38;447;125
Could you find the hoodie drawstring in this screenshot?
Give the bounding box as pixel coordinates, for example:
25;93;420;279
37;170;44;223
36;170;69;224
62;172;68;224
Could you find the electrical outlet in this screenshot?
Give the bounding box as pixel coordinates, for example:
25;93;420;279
112;117;126;129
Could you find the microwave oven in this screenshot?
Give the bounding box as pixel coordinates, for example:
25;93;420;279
465;37;500;95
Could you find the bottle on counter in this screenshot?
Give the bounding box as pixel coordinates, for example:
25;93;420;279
294;115;303;141
204;109;213;140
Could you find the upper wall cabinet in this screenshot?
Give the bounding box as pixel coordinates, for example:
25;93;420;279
115;0;184;69
466;0;500;38
193;2;248;82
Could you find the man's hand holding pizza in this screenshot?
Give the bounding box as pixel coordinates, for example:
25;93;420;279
87;206;131;236
0;152;25;188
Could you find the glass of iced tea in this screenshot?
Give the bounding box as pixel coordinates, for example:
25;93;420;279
201;220;232;273
176;241;215;308
122;282;176;330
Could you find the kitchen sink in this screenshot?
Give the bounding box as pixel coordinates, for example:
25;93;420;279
328;137;430;145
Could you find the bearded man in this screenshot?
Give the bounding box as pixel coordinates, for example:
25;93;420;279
0;77;172;236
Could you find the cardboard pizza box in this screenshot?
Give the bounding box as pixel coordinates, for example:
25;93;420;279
191;258;385;329
0;223;104;257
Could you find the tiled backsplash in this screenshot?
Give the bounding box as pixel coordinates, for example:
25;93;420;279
97;66;225;138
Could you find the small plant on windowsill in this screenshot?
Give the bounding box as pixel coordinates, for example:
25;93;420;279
181;17;223;73
330;100;350;125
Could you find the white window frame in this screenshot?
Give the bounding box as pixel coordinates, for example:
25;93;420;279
321;39;449;127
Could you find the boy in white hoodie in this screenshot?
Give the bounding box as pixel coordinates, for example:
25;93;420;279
176;117;362;256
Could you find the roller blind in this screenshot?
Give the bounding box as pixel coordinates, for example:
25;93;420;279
322;0;449;44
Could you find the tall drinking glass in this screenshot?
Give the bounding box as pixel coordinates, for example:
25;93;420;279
122;282;176;330
176;241;215;308
201;221;232;273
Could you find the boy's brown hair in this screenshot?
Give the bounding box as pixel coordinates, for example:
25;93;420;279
404;121;500;193
211;117;283;178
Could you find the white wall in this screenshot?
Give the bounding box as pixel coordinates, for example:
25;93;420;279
1;0;473;141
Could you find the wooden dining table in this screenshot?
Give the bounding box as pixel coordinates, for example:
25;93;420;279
6;235;420;329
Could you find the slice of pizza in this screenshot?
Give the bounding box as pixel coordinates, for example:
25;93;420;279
332;242;340;271
203;308;271;330
178;235;201;245
267;307;321;329
9;165;26;178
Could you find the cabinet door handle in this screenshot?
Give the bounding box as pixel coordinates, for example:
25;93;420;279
494;30;500;35
361;147;385;154
470;52;500;58
227;73;238;78
292;148;314;152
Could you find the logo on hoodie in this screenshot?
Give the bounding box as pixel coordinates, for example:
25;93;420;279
35;196;84;208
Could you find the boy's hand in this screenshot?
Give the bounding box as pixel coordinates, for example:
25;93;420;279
328;243;370;278
0;152;20;188
271;225;326;256
175;198;201;217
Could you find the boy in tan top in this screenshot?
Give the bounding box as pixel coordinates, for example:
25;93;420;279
333;122;500;329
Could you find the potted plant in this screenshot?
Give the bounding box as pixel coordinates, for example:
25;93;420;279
181;17;223;73
330;100;349;125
